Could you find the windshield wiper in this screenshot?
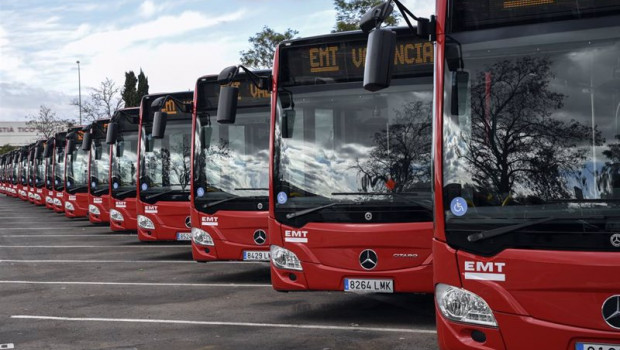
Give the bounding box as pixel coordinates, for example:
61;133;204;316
285;201;362;220
114;189;136;197
68;185;88;192
145;189;188;201
92;187;109;196
467;217;558;242
332;192;433;211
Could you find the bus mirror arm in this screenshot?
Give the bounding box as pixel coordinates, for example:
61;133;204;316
361;0;435;41
216;65;271;125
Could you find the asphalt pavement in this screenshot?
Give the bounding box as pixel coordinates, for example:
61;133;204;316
0;195;438;350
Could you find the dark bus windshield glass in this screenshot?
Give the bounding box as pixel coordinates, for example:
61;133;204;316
111;133;138;193
140;121;192;195
54;147;65;190
35;158;45;187
273;34;434;227
66;143;89;190
442;15;620;254
90;139;109;194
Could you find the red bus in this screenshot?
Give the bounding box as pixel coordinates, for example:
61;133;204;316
366;0;620;347
16;146;30;201
42;138;55;209
0;153;9;196
190;71;271;261
135;91;194;241
266;29;434;293
31;140;46;205
63;126;89;218
83;117;115;224
8;151;20;198
107;108;140;231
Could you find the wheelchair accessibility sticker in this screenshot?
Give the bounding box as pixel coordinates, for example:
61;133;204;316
450;197;468;217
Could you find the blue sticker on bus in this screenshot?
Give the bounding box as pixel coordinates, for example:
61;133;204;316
113;182;119;189
277;192;288;204
91;181;96;188
197;187;205;197
450;197;468;216
141;183;148;191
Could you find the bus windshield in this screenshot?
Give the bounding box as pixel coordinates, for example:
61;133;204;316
442;15;620;254
90;139;110;194
53;147;65;191
66;142;89;191
111;133;138;195
140;120;192;198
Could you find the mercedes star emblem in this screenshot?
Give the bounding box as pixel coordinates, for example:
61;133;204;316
253;229;267;245
184;216;192;228
602;295;620;329
364;212;373;221
359;249;378;270
610;233;620;248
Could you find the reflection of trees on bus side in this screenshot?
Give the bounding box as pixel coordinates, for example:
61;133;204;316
463;56;602;203
599;135;620;198
355;101;432;193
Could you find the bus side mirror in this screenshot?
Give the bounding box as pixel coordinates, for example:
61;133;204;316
81;132;93;151
451;71;470;116
106;122;119;144
152;111;167;139
66;139;75;153
217;85;238;124
200;126;213;149
116;143;123;158
281;110;295;139
363;28;396;92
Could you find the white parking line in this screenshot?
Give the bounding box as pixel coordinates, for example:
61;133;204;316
11;315;437;334
0;281;271;287
0;245;189;248
0;259;195;264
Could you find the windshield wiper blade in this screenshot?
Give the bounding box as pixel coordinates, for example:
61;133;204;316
145;189;188;201
92;187;109;196
467;217;557;242
68;185;89;192
331;192;433;210
285;201;362;220
115;189;136;197
203;196;239;208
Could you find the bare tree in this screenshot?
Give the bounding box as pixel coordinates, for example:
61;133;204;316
25;105;73;139
72;78;124;124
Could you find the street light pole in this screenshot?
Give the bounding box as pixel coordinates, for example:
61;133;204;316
76;60;82;125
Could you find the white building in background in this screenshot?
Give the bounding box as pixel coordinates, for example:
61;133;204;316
0;122;40;146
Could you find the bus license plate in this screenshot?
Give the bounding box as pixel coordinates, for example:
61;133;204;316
243;251;271;261
176;232;191;241
344;278;394;293
576;342;620;350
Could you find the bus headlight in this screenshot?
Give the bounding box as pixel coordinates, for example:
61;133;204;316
64;201;75;211
110;209;124;222
137;215;155;230
191;227;214;246
34;194;41;200
89;205;100;215
435;283;497;327
270;245;302;271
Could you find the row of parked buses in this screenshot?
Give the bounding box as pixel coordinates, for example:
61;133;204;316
2;0;620;348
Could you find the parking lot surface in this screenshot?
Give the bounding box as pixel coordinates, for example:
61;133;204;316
0;196;438;350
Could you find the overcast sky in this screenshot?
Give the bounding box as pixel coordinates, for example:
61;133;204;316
0;0;433;123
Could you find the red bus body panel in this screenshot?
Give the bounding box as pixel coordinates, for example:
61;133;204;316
45;188;55;209
88;193;110;223
33;186;45;205
137;201;191;241
109;197;137;231
64;191;88;218
190;209;269;261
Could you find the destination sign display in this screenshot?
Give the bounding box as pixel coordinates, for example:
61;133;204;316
279;34;433;87
451;0;620;31
196;75;271;111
